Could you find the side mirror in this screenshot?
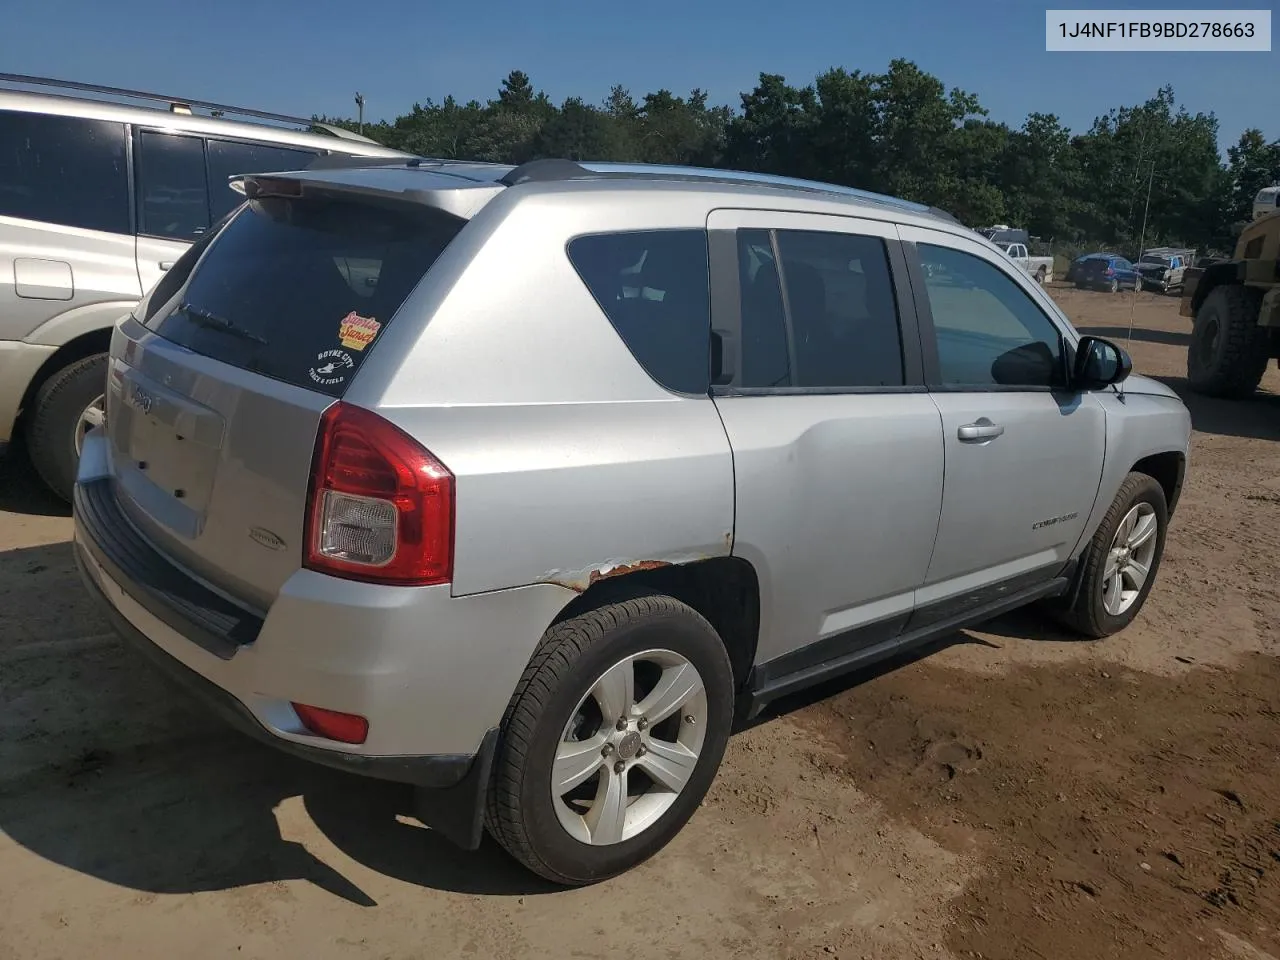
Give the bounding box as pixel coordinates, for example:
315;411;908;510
1073;335;1132;391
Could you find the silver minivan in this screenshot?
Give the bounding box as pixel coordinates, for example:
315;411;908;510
74;158;1191;885
0;75;413;500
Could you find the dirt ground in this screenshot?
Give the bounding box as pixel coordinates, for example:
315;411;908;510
1;285;1278;960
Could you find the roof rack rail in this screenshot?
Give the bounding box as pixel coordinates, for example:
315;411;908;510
0;72;361;141
497;158;961;223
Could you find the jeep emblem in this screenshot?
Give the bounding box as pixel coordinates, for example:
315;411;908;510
127;383;154;416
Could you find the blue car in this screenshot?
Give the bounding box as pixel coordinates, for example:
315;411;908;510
1074;254;1141;293
1065;252;1113;284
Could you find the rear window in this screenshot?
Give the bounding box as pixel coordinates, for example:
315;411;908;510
567;229;711;395
143;195;462;397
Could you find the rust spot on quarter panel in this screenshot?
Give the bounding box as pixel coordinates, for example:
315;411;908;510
588;559;671;583
540;559;678;593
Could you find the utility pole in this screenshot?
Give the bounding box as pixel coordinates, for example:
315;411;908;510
354;92;365;135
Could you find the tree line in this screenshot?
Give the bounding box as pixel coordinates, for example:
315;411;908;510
318;61;1280;256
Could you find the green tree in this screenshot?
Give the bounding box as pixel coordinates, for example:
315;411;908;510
722;73;820;177
534;97;615;160
1225;128;1280;227
311;63;1266;253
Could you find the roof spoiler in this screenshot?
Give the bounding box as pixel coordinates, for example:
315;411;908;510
230;169;505;220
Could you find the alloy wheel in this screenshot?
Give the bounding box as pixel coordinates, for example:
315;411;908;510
551;648;708;846
1101;502;1159;616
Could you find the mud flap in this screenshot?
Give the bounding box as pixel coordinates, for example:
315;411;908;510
411;727;500;850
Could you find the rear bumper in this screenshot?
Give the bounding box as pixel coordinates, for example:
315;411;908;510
72;538;491;785
74;543;497;847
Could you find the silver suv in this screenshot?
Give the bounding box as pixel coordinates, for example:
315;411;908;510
73;158;1192;885
0;75;412;500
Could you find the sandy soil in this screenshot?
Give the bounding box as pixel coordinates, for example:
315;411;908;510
1;285;1277;960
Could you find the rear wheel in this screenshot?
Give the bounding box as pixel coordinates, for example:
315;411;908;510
1056;472;1168;639
1035;266;1047;285
24;354;108;503
1186;284;1267;398
486;595;734;885
1108;277;1119;293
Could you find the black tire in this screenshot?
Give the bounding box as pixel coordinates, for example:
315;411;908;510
485;594;734;885
1186;284;1267;399
1035;266;1047;285
1108;277;1119;293
24;353;108;503
1056;472;1168;639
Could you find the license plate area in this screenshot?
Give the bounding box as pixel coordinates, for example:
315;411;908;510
114;369;225;516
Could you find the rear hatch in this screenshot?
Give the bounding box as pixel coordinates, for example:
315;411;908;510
101;169;486;610
1079;258;1115;283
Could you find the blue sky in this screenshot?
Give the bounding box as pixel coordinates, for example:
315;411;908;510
3;0;1275;153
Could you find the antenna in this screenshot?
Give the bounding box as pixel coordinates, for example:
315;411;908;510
354;92;365;135
1126;158;1156;347
1120;157;1156;400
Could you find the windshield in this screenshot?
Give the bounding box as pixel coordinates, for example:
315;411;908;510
1140;256;1169;265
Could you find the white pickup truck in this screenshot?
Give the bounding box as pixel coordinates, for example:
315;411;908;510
999;242;1054;284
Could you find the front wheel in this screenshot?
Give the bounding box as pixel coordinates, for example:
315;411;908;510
24;353;108;503
486;595;734;885
1056;472;1168;639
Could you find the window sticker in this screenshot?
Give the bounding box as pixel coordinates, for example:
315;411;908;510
338;311;381;351
309;348;355;386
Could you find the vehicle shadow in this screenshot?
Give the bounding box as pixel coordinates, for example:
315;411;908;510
1074;323;1190;348
744;603;1093;730
1153;375;1280;442
0;540;556;906
740;629;1005;730
0;438;70;518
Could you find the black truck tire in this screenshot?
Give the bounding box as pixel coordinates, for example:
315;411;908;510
1187;284;1267;399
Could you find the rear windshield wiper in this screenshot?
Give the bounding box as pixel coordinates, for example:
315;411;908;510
180;303;268;345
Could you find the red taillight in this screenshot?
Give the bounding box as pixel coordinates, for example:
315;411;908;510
292;702;369;744
304;402;454;586
1105;267;1115;276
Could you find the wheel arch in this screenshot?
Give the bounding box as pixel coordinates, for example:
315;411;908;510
1190;262;1244;316
550;556;762;693
1130;450;1186;519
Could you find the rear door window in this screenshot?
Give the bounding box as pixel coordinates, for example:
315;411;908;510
567;229;711;394
206;139;318;221
143;196;463;397
0;110;130;234
136;130;210;241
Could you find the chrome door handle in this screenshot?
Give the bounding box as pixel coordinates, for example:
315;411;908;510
958;419;1004;442
159;261;175;271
